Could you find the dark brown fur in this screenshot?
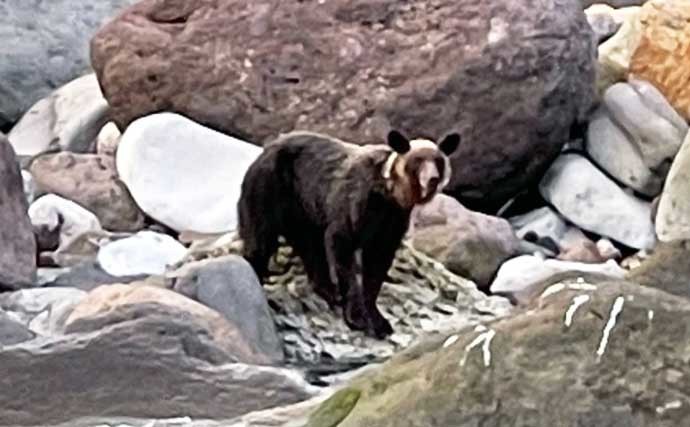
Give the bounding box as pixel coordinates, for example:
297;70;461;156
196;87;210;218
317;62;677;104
238;130;459;338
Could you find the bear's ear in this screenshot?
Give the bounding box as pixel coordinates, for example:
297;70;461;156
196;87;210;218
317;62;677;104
438;133;461;156
387;130;410;154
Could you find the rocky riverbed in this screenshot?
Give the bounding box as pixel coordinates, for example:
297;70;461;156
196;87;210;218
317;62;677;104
3;0;690;426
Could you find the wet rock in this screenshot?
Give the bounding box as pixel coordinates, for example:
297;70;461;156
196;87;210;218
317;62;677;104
170;255;284;365
29;152;145;232
408;195;521;289
97;231;187;277
0;298;315;425
0;137;37;290
0;287;87;336
92;0;595;211
630;0;690;121
490;255;625;305
29;194;103;252
540;154;656;249
116;113;261;233
0;0;138;128
184;234;513;370
318;278;690;427
656;132;690;242
7;74;109;157
587;80;687;196
0;311;35;347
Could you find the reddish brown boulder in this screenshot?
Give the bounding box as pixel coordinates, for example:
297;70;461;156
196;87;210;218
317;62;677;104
29;152;145;232
91;0;596;210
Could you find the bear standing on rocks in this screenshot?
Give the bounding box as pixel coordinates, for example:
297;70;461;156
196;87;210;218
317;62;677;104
238;130;460;338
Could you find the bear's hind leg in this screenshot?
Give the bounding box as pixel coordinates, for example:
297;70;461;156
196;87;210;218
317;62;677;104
286;228;341;308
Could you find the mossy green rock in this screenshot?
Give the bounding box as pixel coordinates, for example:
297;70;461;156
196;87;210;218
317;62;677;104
312;278;690;426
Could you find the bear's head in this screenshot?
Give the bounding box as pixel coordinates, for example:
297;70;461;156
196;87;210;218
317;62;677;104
382;130;460;209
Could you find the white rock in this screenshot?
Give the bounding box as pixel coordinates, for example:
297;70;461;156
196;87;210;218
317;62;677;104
28;194;103;247
490;255;626;301
656;132;690;242
116;113;262;234
0;287;87;336
96;121;121;156
21;170;36;204
604;81;687;170
587;80;687;197
97;231;187;277
587;106;660;196
539;154;656;249
8;74;109;156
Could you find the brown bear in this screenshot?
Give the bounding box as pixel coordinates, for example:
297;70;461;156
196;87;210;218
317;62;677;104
238;129;460;338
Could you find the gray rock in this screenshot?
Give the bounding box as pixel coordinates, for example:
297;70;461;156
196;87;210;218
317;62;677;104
8;74;109;156
0;302;315;426
171;255;284;365
0;287;87;336
97;231;187;277
0;136;37;290
325;278;690;427
45;261;146;292
539;154;656;249
0;0;138;128
587;81;688;196
0;311;35;347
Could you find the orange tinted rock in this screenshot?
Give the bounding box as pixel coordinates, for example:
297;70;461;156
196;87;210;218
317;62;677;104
630;0;690;120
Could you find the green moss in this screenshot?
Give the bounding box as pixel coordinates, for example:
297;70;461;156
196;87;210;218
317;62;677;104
307;388;362;427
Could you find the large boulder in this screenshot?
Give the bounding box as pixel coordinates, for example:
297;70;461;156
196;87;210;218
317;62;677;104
0;137;37;290
7;74;109;157
0;0;138;129
630;0;690;121
116;113;262;233
91;0;596;210
309;278;690;427
656;132;690;242
29;152;145;232
0;292;314;425
65;284;278;365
